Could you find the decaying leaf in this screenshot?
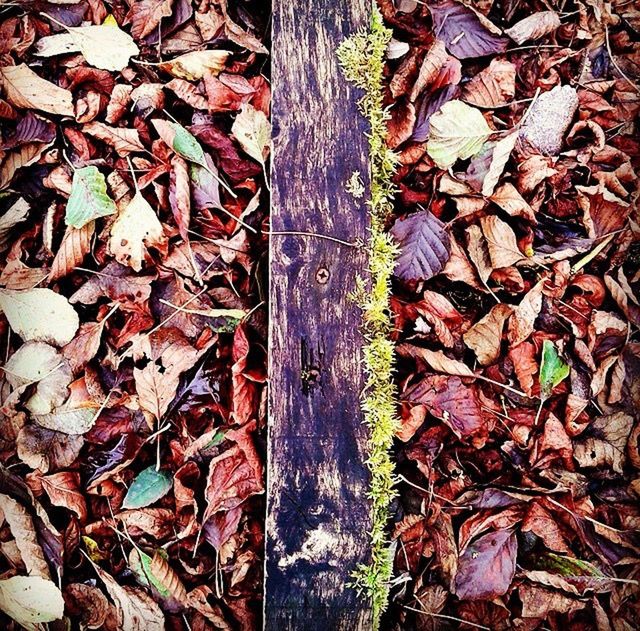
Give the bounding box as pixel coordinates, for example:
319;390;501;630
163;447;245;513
505;11;561;45
0;575;64;630
158;50;230;80
231;103;271;167
464;303;513;365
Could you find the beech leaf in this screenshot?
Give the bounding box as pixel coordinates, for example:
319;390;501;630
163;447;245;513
65;166;117;229
36;22;139;72
391;209;451;281
539;340;570;399
0;288;79;346
0;576;64;630
454;530;517;600
123;466;173;510
159;50;230;81
426;100;492;169
231;103;271;167
109;191;167;272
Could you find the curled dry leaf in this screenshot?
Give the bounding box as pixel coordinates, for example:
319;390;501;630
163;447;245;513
0;198;29;251
464;303;513;365
0;494;51;579
507;281;544;345
159;50;230;80
83;122;145;156
505;11;561;45
232;102;271;167
49;222;95;282
39;471;88;523
16;425;84;473
461;58;516;108
573;412;633;474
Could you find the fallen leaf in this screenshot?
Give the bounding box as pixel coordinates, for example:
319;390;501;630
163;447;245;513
122;466;172;510
480;214;525;268
574;412;633;474
109;191;167;272
0;575;64;630
0;64;74;117
539;340;570;399
426;100;492;169
231;103;271;168
463;303;513;365
36;22;139;72
65;166;117;229
479;132;518;196
454;530;517;600
391;209;451;281
83;122;145;156
0;198;29;251
0;494;51;579
49;222;95;282
507;282;544;345
159;50;230;80
427;0;508;59
505;11;561;45
39;471;87;523
16;425;84;473
0;288;79;346
126;0;174;40
461;58;516;108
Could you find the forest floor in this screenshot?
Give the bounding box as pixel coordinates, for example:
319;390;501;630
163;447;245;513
0;0;638;630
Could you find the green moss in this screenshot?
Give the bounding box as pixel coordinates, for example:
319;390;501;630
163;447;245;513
337;4;399;626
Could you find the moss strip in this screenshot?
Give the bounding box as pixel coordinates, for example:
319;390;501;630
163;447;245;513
337;4;399;625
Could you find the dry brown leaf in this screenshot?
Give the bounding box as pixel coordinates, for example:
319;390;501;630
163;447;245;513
48;222;95;282
16;424;84;473
461;58;516;108
62;317;109;374
105;84;133;125
505;11;561;45
508;281;544;345
0;143;48;191
409;39;447;101
165;78;208;110
39;471;87;523
0;64;73;117
464;303;513;365
126;0;174;40
481;132;519;197
466;223;492;284
490;182;536;222
159;50;230;81
399;345;474;377
149;551;188;605
480;215;526;269
93;563;165;631
83;122;145;157
0;493;50;579
169;155;191;240
574;412;634;474
64;583;114;630
131;328;200;420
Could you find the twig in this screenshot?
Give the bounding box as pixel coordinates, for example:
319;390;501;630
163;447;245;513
403;604;490;630
269;230;363;248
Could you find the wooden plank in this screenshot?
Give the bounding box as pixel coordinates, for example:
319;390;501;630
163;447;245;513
265;2;373;629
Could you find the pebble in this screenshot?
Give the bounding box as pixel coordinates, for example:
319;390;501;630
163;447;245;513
520;85;579;156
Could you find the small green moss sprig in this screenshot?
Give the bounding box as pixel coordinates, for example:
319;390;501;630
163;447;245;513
337;4;400;625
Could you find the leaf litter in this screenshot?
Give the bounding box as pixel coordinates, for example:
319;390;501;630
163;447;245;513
378;0;640;628
0;0;269;628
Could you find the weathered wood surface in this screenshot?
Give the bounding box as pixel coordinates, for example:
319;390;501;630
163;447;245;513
265;2;373;629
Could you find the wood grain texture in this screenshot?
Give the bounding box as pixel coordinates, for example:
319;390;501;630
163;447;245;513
265;2;373;629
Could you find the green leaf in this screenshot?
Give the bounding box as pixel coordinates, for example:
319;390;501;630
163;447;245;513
0;576;64;630
426;100;492;169
65;166;117;229
535;553;605;577
122;466;172;510
129;548;171;598
152;119;206;166
539;339;570;399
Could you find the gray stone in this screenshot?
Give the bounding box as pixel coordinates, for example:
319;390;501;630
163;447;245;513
519;85;579;156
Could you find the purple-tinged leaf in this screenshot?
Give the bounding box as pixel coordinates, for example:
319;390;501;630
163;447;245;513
391;208;451;281
412;84;459;142
1;113;56;150
428;0;508;59
454;530;517;600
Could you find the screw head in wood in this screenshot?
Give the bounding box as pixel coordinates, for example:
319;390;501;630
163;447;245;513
315;267;330;284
